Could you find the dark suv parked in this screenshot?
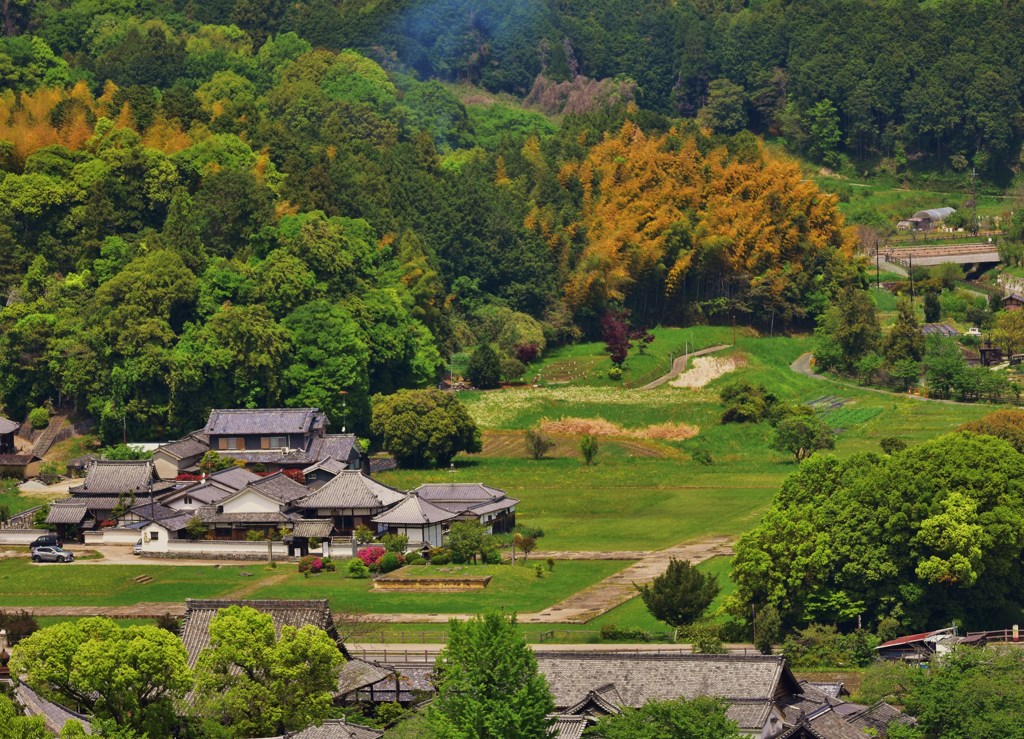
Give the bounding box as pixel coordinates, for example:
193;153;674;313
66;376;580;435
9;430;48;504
29;534;61;550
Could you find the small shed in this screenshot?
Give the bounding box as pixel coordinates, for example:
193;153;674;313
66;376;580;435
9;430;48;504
911;207;956;231
0;416;19;455
1004;293;1024;311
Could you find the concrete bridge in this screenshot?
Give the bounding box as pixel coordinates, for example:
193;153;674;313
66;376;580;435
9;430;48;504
882;243;1000;267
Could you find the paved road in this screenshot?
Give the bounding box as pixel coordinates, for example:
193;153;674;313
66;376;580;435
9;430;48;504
639;344;731;390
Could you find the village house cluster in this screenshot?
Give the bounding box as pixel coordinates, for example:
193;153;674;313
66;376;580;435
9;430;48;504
17;408;517;558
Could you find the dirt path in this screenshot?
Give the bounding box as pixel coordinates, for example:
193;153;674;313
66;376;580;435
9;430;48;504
639;345;731;390
791;352;995;406
15;537;735;624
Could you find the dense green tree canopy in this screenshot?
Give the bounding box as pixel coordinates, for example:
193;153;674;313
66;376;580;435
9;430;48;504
427;611;556;739
371;388;482;468
731;432;1024;633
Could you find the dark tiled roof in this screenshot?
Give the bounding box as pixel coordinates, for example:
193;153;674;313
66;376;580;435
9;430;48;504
15;683;92;735
149;512;195;532
292;519;334;538
550;715;592;739
46;503;88;524
847;701;916;732
156;433;210;460
368;457;397;474
52;495;126;512
200;509;295;525
537;652;798;731
0;416;19;434
69;460;155;495
243;472;311;504
297;471;405;510
303;458;349;476
806;683;847;699
126;501;184;522
208;466;263;490
0;454;40;465
372;494;458;525
261;719;384;739
468;498;519;516
159;481;233;507
315;434;362;461
180;599;340;667
205;408;326;436
336;658;395;696
783;709;869;739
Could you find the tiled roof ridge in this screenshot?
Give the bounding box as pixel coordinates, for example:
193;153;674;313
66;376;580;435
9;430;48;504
534;651;786;663
186;598;330;611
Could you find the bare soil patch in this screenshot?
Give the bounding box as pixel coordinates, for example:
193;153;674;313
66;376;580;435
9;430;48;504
479;431;670;459
540;417;699;441
670;355;746;389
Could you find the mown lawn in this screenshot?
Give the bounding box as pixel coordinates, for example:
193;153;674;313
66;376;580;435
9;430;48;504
244;560;631;615
0;559;275;607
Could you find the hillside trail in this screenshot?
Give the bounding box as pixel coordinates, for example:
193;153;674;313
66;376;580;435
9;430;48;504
14;537;735;625
638;344;731;390
791;352;994;406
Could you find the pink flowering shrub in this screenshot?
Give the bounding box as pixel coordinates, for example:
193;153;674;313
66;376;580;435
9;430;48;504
357;546;386;569
298;555;325;574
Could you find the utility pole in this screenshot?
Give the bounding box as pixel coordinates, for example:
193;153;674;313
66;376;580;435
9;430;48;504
875;240;880;288
909;253;915;305
967;167;978;236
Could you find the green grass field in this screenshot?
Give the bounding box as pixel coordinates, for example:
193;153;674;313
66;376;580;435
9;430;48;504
239;560;630;614
0;560;275;607
382;335;991;551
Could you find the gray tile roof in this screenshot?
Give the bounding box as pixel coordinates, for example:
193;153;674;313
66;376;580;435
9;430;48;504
0;453;40;465
372;494;458;526
15;683;92;735
208;467;263;490
126;502;184;522
205;408;326;436
69;460;155;495
180;599;341;668
336;658;396;697
156;433;210;460
316;435;362;462
0;416;19;434
303;458;349;476
46;503;88;524
551;714;591;739
51;495;126;513
159;482;233;507
150;512;195;532
291;519;334;538
200;509;295;525
536;652;799;731
468;498;519;516
242;472;312;504
847;701;916;732
415;482;508;504
297;471;405;511
783;709;870;739
260;719;383;739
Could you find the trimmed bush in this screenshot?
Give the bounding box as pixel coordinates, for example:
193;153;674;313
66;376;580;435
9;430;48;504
379;552;403;573
600;624;652;642
28;407;50;430
346;558;370;578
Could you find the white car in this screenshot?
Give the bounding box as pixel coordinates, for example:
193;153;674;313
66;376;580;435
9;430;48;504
965;327;982;337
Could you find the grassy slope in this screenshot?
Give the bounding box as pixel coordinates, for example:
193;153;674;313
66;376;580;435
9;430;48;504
381;336;989;551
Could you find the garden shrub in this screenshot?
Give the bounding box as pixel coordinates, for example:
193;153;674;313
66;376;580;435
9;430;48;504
405;552;424;565
600;624;652;642
379;552;403;573
347;558;370;578
298;555;325;574
357;546;386;569
429;547;451;565
534;563;544;578
781;624;879;668
480;545;502;564
321;557;336;572
28;407;49;429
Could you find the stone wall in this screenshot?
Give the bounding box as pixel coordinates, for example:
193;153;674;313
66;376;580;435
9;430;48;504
141;550;300;562
373;575;491;591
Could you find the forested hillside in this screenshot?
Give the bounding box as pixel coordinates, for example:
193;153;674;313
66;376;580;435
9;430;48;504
3;0;1009;443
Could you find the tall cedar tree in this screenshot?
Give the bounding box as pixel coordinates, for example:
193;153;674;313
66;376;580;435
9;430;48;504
883;298;924;365
812;285;881;373
466;344;502;389
637;558;720;642
427;612;556;738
